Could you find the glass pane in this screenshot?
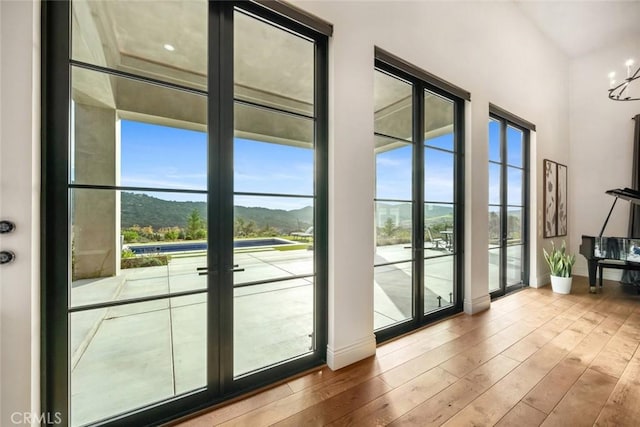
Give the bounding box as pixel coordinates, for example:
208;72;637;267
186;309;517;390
506;125;523;167
234;277;314;376
489;163;501;205
71;189;207;308
488;118;501;162
374;262;413;330
375;138;413;200
424;90;454;151
70;295;206;426
233;195;314;285
488;206;501;248
488;248;500;292
507;167;523;206
374;70;413;140
424;256;454;313
70;66;207;189
235;102;313;153
235;10;314;116
234;136;314;196
123;121;207;190
507;207;523;244
375;201;412;264
506;245;523;285
425;203;454;254
425;148;454;203
72;0;207;90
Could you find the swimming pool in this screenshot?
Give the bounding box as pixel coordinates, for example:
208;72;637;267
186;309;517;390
128;238;297;254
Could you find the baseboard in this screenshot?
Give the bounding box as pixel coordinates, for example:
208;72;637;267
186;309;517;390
529;273;550;288
326;334;376;370
463;293;491;314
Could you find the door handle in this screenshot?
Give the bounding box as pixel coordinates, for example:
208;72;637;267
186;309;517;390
197;266;244;274
197;267;218;276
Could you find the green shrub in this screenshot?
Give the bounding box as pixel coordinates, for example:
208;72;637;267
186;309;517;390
121;248;135;259
122;230;139;243
164;229;179;241
121;254;171;269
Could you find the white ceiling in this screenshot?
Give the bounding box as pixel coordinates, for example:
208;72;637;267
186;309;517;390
515;0;640;58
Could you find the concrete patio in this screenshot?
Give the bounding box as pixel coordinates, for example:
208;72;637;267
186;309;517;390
69;243;455;426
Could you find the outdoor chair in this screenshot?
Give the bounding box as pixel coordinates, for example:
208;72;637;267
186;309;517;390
291;226;313;241
426;228;445;250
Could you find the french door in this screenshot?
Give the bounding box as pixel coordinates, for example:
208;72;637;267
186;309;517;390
488;110;530;297
42;1;328;425
373;52;466;341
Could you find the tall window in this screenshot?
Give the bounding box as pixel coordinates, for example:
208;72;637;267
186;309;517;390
373;49;467;340
43;1;329;425
488;106;532;297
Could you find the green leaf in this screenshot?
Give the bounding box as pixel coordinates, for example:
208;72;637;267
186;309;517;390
543;241;575;277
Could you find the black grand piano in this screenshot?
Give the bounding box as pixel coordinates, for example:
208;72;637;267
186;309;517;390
580;187;640;292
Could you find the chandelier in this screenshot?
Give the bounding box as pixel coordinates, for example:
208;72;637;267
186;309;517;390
608;59;639;101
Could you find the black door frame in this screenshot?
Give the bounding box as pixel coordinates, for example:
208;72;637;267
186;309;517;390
373;53;467;343
488;107;532;299
41;1;329;425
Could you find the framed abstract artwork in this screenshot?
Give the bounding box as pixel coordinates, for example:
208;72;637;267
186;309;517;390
544;159;557;238
543;159;568;238
556;163;568;236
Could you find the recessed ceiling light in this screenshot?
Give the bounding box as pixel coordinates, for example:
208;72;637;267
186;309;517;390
625;59;635;67
608;71;616;79
163;44;175;52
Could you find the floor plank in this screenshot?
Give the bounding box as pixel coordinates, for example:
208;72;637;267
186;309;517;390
273;377;392;427
540;368;617;426
524;313;625;414
595;347;640;426
439;323;535;377
175;383;294;426
589;312;640;379
496;402;547;427
388;355;519;426
328;367;457;426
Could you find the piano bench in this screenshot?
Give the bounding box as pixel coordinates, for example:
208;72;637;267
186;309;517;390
597;261;640;290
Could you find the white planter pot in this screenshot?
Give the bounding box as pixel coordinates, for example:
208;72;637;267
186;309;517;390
550;275;572;294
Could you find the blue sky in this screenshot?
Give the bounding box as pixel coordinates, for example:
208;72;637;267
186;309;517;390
376;133;456;202
121;119;524;210
488;120;523;166
488;120;524;206
120;120;313;209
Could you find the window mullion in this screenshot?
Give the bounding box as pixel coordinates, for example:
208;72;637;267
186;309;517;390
500;118;508;291
414;82;425;321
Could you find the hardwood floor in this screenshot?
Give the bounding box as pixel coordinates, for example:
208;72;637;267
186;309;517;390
174;276;640;426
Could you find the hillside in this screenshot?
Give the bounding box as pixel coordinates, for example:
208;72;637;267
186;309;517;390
121;192;313;233
377;202;454;225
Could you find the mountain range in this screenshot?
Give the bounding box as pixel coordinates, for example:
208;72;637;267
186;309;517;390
121;192;313;233
121;193;459;232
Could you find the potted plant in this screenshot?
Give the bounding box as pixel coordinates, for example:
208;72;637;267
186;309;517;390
543;241;576;294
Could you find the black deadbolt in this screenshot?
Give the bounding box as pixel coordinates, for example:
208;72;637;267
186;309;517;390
0;251;15;264
0;221;15;234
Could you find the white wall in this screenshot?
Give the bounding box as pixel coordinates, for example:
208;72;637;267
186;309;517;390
0;0;40;425
569;36;640;280
294;0;570;367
